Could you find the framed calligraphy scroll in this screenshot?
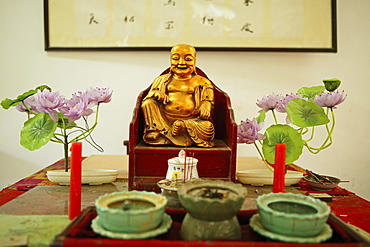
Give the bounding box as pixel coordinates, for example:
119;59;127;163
44;0;337;52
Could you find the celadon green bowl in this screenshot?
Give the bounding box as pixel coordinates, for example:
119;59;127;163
177;180;248;221
95;191;167;233
256;193;330;237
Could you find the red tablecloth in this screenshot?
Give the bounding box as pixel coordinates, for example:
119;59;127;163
1;159;370;234
0;159;68;206
296;179;352;196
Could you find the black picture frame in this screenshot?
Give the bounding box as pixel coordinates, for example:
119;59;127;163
44;0;337;52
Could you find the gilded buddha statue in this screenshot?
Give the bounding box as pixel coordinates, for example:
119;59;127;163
141;44;215;147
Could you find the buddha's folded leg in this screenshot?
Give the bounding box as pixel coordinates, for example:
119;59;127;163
184;119;215;147
141;98;170;133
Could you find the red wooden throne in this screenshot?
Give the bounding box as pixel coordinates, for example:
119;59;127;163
127;67;237;192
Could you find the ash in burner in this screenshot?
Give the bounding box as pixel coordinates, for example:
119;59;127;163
200;188;229;199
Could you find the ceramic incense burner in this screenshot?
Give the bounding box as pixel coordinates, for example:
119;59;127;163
177;180;247;240
256;192;331;237
95;191;167;233
157;178;203;209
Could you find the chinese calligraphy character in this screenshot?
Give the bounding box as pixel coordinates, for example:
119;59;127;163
165;21;174;29
241;22;253;33
202;16;214;26
89;13;99;25
244;0;254;6
124;15;135;23
164;0;175;6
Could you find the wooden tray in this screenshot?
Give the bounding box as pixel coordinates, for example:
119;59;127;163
51;206;369;246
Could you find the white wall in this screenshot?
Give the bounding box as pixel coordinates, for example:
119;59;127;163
1;0;369;200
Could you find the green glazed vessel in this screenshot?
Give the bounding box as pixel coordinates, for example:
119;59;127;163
95;191;167;233
256;192;330;237
178;180;248;240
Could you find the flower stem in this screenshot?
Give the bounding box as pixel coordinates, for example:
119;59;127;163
304;108;335;154
272;110;278;125
303;126;315;142
254;142;274;172
64;136;69;172
22;101;36;119
70;104;100;143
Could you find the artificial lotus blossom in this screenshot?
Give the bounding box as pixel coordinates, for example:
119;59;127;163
57;87;112;124
17;87;112;124
237;79;346;168
15;96;38;113
1;85;112;171
276;93;304;113
256;93;282;112
237;118;265;144
59;92;94;124
15;89;64;122
256;93;306;125
33;89;65;122
314;90;346;109
256;93;305;114
85;87;113;106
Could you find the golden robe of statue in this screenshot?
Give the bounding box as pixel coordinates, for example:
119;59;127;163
141;44;215;147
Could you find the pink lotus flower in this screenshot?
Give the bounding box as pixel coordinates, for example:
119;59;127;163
237;118;266;144
256;93;283;112
34;89;65;122
276;93;304;113
314;90;346;109
85;87;112;106
59;93;94;123
16;96;38;113
1;85;112;170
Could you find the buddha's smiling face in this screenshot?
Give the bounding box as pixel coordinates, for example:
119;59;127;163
170;44;196;78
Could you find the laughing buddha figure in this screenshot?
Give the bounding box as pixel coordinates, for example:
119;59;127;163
141;44;215;147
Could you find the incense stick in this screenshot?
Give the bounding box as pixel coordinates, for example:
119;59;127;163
183;149;187;182
189;152;194;180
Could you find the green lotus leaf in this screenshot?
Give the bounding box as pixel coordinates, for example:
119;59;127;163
262;124;304;164
286;98;329;127
323;78;341;92
1;89;38;110
20;113;58;151
256;110;266;124
1;85;51;110
16;89;37;101
35;85;52;92
297;86;325;99
1;98;20;109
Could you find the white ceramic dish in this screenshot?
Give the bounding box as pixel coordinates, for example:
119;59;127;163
46;169;118;185
236;168;303;186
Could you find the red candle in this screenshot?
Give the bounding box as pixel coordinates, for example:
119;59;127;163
273;143;286;193
69;142;82;220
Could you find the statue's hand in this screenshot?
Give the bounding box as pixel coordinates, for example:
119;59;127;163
199;108;211;120
153;91;169;104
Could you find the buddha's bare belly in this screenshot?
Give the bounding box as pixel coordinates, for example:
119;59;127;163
164;92;195;115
